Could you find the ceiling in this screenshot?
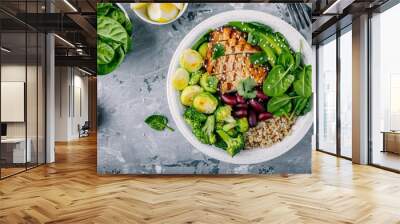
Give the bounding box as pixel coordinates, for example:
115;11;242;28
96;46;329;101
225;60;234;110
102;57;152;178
0;0;96;74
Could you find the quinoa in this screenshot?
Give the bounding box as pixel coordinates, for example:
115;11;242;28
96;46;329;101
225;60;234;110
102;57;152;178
245;116;296;149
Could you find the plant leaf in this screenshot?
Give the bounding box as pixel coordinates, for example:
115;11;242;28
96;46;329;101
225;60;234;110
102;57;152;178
145;115;174;132
293;65;312;98
212;43;225;60
263;65;295;96
97;16;129;53
237;77;257;99
97;40;115;65
267;94;296;113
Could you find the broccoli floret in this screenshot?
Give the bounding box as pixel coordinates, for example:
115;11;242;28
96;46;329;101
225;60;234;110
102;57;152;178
216;130;245;157
221;117;249;134
226;128;238;137
215;105;235;123
236;117;249;133
214;137;227;150
183;107;207;129
202;115;216;144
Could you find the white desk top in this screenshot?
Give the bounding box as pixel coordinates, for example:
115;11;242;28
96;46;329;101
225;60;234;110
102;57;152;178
1;138;27;143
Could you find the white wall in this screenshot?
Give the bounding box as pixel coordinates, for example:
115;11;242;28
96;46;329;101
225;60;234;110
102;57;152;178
54;67;89;141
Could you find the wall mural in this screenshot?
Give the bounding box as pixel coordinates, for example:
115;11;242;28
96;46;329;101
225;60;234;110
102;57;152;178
97;3;313;174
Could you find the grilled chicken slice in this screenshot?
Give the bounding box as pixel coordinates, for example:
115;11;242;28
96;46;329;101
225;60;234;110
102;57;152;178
205;27;267;93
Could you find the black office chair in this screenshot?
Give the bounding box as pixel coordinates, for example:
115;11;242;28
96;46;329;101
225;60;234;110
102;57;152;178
78;121;90;138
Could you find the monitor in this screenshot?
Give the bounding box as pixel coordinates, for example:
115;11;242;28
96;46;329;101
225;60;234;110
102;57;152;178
1;123;7;137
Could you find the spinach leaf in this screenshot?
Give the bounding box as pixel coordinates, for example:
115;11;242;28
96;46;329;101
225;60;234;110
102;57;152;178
97;16;129;53
237;77;257;99
300;96;312;115
97;3;114;17
294;52;301;70
192;30;212;50
250;52;268;66
259;37;276;66
267;94;297;113
145;115;174;132
98;46;125;75
263;64;295;96
292;97;308;116
273;101;292;117
293;65;312;98
212;43;225;60
97;41;115;65
277;51;294;71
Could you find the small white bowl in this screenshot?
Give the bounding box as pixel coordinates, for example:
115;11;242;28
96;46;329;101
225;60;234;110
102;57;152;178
132;3;188;25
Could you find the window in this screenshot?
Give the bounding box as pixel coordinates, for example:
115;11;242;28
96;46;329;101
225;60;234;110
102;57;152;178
317;36;337;154
339;28;352;158
370;3;400;171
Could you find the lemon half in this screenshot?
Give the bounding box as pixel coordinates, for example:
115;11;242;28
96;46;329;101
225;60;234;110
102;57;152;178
131;3;148;10
147;3;179;23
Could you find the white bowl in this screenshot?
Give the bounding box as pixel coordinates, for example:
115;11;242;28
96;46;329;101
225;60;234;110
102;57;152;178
132;3;188;25
167;10;313;164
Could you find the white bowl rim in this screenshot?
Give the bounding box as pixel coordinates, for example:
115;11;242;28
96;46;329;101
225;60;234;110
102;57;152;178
167;10;313;165
132;3;188;25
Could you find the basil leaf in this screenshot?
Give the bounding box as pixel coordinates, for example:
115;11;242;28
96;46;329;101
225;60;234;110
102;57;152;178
145;115;174;132
293;65;312;98
263;65;295;97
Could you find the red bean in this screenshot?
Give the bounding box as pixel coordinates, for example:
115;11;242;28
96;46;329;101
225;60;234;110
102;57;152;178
258;112;273;121
233;109;248;118
248;110;257;127
236;94;246;104
249;99;265;113
221;94;237;105
235;103;248;109
256;90;268;101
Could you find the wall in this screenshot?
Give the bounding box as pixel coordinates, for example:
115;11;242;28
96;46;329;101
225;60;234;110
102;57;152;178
54;66;89;141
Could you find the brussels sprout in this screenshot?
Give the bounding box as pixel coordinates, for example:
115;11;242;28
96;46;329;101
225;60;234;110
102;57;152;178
172;68;189;90
200;73;219;93
193;92;218;114
180;85;202;106
179;49;203;73
198;42;208;58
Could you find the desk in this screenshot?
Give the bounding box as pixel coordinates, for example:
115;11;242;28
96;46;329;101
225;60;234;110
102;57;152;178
382;131;400;155
1;138;31;163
